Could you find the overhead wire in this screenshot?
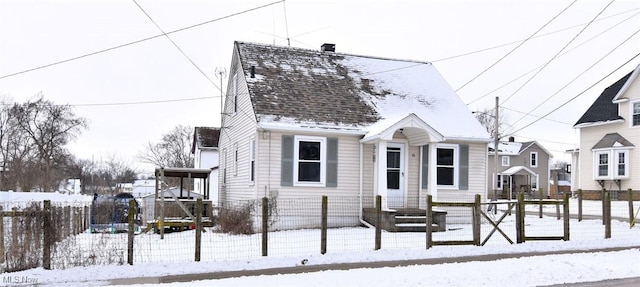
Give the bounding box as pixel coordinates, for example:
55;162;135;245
501;0;616;104
509;52;640;135
454;0;577;92
509;27;640;128
0;0;284;81
465;10;640;105
132;0;219;91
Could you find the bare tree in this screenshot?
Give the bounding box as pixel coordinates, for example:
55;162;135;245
474;107;508;139
5;95;88;191
139;125;194;168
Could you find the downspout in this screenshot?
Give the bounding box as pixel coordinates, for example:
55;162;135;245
359;142;374;228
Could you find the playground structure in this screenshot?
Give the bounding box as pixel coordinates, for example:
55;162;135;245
90;192;141;233
149;167;214;234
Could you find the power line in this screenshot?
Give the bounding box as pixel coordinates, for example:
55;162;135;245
454;0;577;92
0;0;284;81
465;10;639;106
510;27;640;128
72;96;215;107
501;0;616;104
132;0;220;91
509;52;640;135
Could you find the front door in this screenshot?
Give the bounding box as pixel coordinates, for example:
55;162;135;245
387;143;405;208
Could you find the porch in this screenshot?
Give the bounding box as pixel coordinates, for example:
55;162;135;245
362;208;447;232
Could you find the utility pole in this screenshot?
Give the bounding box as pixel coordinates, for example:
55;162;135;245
494;96;500;201
215;67;227;125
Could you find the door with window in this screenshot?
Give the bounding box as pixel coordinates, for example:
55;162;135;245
387;143;405;208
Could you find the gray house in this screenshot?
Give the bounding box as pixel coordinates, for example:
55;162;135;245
488;137;552;199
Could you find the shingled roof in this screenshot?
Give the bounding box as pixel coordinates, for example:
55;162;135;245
574;71;632;127
191;127;220;154
234;41;489;140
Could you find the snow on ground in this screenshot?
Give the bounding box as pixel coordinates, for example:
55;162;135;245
2;194;640;286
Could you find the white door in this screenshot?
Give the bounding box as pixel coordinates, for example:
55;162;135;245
387;143;405;209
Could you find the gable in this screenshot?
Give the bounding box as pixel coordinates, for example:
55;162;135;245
574;71;632;127
235;41;489;141
591;133;634;150
191;127;220;154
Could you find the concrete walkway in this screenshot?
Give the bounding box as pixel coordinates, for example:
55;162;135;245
109;245;640;285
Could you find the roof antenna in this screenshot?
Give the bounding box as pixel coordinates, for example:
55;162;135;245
283;0;290;46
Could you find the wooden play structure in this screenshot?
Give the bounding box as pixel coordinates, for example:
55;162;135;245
148;167;214;236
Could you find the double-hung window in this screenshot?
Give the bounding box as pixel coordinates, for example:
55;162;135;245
436;144;458;188
294;136;326;186
594;150;629;179
501;156;510;166
632;101;640;127
530;152;538;168
249;138;255;183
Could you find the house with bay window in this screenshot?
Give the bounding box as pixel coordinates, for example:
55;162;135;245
571;64;639;197
218;41;492;230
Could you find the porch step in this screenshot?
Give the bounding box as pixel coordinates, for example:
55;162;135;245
361;208;447;232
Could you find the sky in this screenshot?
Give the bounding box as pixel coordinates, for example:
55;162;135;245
1;0;639;174
4;191;640;286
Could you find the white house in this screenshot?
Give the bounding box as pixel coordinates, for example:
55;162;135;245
218;42;492;229
191;127;220;205
572;65;639;197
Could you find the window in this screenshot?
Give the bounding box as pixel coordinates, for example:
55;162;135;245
249;138;255;183
530;175;538;189
530;152;538;167
232;73;238;113
294;136;326;186
496;174;502;189
615;150;628;177
501;156;510;166
436;145;458;187
222;149;227;186
594;150;630;179
632;101;640;127
387;147;401;189
234;143;238;176
597;152;609;177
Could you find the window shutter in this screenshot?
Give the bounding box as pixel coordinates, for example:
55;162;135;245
281;135;294;186
326;138;338;187
421;145;428;189
459;144;469;190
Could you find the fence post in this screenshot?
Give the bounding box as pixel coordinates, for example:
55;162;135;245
604;191;611;239
538;188;543;218
195;198;202;262
375;195;382;250
321;195;328;255
578;189;583;222
628;188;634;228
563;193;570;241
473;194;481;246
127;199;135;265
43;200;52;270
601;188;606;225
261;197;268;257
516;192;524;243
0;206;4;266
425;195;432;249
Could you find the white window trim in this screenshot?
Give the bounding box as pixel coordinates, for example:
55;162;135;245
293;135;326;187
530;174;538;190
222;148;227;186
530;152;538;168
501;156;510;166
614;150;629;178
594;150;610;179
249;137;256;184
631;100;640;128
233;143;238;176
436;143;459;189
593;148;632;180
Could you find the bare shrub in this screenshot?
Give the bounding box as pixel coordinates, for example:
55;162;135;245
218;202;254;235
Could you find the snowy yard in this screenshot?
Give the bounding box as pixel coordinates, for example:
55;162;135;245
2;196;639;286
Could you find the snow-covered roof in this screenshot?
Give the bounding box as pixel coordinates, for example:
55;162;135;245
236;41;490;141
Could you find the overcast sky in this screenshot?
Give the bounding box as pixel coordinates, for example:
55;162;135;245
1;0;639;173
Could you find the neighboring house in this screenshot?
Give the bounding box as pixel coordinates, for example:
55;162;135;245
487;137;552;199
218;41;491;229
191;127;220;205
572;65;639;196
